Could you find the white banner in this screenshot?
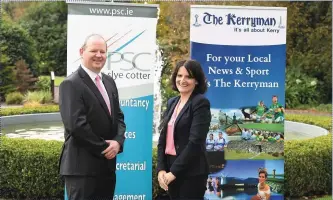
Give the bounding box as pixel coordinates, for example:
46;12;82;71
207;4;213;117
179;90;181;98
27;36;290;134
67;2;159;199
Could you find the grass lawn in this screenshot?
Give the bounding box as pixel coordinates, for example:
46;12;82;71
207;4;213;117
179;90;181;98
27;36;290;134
55;76;65;86
39;75;65;87
224;149;283;160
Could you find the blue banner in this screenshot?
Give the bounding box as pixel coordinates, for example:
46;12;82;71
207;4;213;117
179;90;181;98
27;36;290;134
190;5;287;200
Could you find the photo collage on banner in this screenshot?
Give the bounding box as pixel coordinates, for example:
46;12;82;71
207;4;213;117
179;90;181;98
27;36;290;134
67;2;159;200
190;5;286;200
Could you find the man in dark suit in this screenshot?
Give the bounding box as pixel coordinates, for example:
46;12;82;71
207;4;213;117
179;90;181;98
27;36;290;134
59;34;126;200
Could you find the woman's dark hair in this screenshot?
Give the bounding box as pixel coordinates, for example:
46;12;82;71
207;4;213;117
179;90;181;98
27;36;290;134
258;169;268;178
171;59;207;94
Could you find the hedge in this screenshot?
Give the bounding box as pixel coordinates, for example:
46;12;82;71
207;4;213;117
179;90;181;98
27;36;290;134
0;133;331;199
284;134;332;197
0;136;63;199
0;105;59;116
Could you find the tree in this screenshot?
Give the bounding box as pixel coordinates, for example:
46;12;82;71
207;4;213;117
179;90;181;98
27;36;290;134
20;1;67;76
14;59;38;93
286;2;332;103
1;2;40;21
0;11;39;75
0;46;16;101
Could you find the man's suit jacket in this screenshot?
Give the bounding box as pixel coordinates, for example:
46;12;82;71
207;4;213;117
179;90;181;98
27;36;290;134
59;66;126;176
157;92;211;178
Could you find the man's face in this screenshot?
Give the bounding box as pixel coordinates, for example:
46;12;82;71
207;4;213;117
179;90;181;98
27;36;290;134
219;133;222;138
272;96;278;103
80;37;107;73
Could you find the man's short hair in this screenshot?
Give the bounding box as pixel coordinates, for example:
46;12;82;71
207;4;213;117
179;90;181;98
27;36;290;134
81;34;107;50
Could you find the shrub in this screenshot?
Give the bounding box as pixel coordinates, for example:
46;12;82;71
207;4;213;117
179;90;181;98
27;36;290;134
152;148;166;199
285;58;321;108
284;134;332;197
0;136;63;199
23;101;42;108
0;104;59;116
5;92;24;105
36;76;51;91
0;136;331;199
24;90;52;104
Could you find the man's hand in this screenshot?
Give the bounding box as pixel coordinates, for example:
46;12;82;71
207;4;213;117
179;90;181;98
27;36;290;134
158;170;168;191
164;172;176;185
102;140;120;159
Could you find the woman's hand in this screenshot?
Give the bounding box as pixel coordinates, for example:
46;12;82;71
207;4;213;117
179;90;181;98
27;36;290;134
158;170;168;191
164;172;176;185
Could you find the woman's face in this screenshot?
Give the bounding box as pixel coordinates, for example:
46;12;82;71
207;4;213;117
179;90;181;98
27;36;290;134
259;173;266;183
176;66;196;95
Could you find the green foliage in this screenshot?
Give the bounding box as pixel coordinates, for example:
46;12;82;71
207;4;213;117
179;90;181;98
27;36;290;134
1;2;40;21
157;2;197;108
160;65;178;111
284;134;332;197
0;11;39;75
5;92;24;105
24;90;53;104
0;136;63;199
36;76;51;91
0;46;16;100
35;75;64;90
2;2;16;19
20;1;67;76
285;57;320;108
286;2;332;104
0;105;59;116
152;148;166;199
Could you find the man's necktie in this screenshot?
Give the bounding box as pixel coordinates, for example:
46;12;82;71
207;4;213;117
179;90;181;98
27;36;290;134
95;75;111;114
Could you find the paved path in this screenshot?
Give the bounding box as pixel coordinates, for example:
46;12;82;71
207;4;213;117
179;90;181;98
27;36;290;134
0;103;23;108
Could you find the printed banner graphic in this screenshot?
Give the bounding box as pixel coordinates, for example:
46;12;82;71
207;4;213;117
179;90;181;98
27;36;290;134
67;2;159;200
190;5;287;200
